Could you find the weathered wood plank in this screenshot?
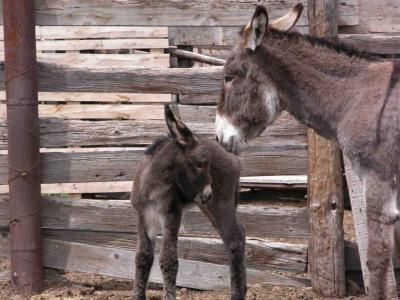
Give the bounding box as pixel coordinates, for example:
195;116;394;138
0;176;307;194
0;91;171;103
169;26;309;47
0;63;222;94
0;197;310;239
341;0;399;33
43;239;310;289
42;229;308;274
0;26;168;40
307;1;346;297
308;128;346;298
0;104;165;120
169;27;242;47
0;111;306;149
27;53;170;69
0;104;166;120
340;34;400;54
0;1;358;27
0;145;307;184
0;39;168;52
6;64;222;94
168;48;225;66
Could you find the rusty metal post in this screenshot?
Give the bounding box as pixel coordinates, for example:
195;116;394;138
3;0;43;294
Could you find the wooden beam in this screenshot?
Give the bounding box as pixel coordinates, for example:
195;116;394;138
0;147;308;184
0;91;171;103
0;113;305;148
0;104;166;120
340;34;400;55
343;0;399;33
307;0;346;297
0;63;223;94
42;239;310;289
0;176;307;194
8;53;171;69
0;26;168;40
0;197;311;239
0;38;168;52
168;48;225;66
42;229;308;274
0;1;358;27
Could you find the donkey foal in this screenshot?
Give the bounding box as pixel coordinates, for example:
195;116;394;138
131;105;246;300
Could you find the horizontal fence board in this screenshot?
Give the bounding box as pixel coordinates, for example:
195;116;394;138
0;145;307;183
351;0;400;33
169;27;242;47
0;1;357;27
0;64;223;94
0;112;306;149
42;239;310;289
0;91;171;103
0;176;307;194
0;197;310;239
0;104;165;120
0;39;168;52
0;26;168;40
47;231;398;274
340;34;400;54
43;229;308;273
29;53;170;69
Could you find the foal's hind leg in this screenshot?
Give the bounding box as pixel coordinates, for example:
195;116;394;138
364;174;398;300
200;196;246;300
159;207;182;300
133;213;156;300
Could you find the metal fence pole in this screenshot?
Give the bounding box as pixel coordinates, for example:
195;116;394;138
3;0;43;294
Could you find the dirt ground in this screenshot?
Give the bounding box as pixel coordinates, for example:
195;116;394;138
0;260;365;300
0;196;364;299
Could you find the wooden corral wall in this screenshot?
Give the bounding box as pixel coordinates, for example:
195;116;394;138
0;0;399;291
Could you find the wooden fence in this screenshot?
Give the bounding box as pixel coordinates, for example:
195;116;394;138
0;0;399;293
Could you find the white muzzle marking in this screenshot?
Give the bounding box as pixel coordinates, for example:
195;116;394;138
215;113;248;154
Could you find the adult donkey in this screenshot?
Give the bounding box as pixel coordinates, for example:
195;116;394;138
215;3;400;300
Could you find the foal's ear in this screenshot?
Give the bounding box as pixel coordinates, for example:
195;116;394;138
270;3;303;31
164;105;195;147
242;5;269;51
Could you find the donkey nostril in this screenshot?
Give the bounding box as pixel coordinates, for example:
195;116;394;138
216;136;219;142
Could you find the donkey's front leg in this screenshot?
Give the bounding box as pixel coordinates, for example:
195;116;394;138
160;209;182;300
365;174;398;300
133;215;155;300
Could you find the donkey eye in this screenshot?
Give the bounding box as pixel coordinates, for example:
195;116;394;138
195;161;208;169
224;75;235;83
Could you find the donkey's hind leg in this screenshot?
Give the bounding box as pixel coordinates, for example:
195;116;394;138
159;206;182;300
200;197;246;300
364;174;398;300
133;213;156;300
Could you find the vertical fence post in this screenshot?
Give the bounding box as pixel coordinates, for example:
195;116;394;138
307;0;346;297
3;0;43;295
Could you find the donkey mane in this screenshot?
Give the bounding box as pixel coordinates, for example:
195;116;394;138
269;28;379;61
144;135;171;156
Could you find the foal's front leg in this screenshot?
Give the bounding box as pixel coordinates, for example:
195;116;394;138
365;174;398;300
160;207;182;300
133;214;155;300
201;197;246;300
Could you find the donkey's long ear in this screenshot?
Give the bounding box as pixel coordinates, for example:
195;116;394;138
243;5;269;51
270;3;303;31
164;105;195;147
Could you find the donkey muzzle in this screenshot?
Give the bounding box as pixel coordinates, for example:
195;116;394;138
215;113;248;155
194;184;212;205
